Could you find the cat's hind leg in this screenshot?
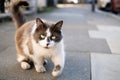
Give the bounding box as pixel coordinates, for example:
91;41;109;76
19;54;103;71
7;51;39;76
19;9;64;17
17;54;31;70
21;61;31;70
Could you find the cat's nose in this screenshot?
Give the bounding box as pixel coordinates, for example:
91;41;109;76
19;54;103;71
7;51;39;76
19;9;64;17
46;43;49;46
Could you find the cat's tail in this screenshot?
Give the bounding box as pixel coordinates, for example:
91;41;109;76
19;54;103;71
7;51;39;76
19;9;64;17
10;0;29;29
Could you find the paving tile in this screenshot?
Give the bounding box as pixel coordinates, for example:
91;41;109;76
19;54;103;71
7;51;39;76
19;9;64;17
91;53;120;80
107;39;120;54
89;25;120;54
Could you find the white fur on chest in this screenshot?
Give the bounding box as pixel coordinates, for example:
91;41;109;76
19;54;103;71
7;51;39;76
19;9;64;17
31;39;54;58
31;39;64;57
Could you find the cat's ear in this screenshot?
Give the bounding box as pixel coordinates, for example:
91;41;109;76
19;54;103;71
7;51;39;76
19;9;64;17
35;17;45;31
54;20;63;30
36;17;43;26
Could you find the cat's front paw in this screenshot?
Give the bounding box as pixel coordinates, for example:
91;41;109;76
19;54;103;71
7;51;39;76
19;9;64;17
52;65;62;77
35;65;46;73
52;70;62;77
21;62;31;70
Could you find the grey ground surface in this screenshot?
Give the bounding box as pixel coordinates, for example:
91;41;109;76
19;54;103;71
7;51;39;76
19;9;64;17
0;4;120;80
91;53;120;80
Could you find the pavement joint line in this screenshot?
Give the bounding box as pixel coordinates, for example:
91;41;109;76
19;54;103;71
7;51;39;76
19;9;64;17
90;52;92;80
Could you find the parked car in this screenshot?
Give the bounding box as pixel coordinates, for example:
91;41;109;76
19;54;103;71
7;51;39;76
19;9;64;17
111;0;120;13
97;0;120;13
66;0;79;4
97;0;111;10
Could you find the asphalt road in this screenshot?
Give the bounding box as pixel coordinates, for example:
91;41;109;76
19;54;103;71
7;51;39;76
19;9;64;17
0;4;120;80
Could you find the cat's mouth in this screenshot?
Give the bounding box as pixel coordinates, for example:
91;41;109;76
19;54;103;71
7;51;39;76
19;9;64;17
44;46;50;49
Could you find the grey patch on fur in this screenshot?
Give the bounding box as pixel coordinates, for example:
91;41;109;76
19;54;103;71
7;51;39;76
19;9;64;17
54;65;61;71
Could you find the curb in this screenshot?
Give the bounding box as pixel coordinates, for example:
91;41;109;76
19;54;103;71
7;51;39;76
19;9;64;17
96;9;120;20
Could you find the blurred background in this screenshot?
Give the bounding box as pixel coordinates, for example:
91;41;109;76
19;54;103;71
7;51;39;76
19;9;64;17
0;0;120;15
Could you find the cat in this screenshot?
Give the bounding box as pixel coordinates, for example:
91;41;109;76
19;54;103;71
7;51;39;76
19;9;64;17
10;0;65;77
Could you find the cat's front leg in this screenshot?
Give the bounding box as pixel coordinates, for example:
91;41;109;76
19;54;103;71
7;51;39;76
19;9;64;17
33;58;46;73
51;55;65;77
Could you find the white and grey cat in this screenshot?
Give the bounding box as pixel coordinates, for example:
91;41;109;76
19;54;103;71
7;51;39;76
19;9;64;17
10;0;65;77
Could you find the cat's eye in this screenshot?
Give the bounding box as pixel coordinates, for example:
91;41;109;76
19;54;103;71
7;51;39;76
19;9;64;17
40;34;46;39
52;36;56;40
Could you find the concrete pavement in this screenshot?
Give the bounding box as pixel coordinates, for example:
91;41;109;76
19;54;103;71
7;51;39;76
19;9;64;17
0;4;120;80
91;53;120;80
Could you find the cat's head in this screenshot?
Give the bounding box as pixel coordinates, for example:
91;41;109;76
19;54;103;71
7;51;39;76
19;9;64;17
32;18;63;49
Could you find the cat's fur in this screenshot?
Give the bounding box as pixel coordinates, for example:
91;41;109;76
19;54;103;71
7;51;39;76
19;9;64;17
10;0;65;77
